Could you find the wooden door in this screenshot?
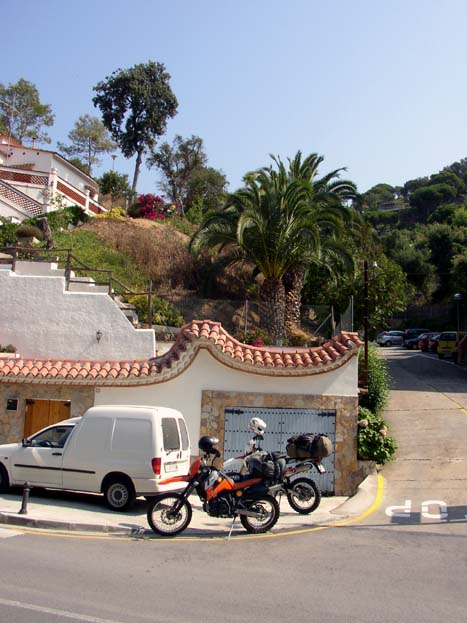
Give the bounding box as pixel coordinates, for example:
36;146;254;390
24;400;71;437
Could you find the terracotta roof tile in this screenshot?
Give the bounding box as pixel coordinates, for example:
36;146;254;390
0;320;360;384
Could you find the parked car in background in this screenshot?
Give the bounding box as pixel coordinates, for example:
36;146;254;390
437;331;467;360
402;328;429;348
418;332;440;352
376;330;404;347
428;334;440;353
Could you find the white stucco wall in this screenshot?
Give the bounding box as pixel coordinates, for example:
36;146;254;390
7;147;52;173
6;146;98;194
95;348;359;447
0;268;155;359
0;198;27;221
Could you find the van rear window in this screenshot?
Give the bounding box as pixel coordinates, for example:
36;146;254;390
162;418;180;451
178;418;190;451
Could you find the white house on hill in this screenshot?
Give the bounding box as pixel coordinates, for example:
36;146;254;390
0;134;106;222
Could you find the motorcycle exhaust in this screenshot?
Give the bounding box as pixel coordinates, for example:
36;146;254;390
268;484;283;494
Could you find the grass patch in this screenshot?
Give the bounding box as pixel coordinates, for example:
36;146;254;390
52;229;148;290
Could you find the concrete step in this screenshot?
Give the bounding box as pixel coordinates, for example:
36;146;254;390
67;282;110;294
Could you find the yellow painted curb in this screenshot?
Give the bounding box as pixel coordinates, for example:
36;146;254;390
3;475;385;542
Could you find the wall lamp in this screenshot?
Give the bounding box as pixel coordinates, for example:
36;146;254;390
96;330;103;343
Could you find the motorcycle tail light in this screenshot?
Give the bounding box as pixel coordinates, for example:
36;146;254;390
152;457;161;476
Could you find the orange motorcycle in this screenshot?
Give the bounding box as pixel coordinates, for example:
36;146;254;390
146;435;280;536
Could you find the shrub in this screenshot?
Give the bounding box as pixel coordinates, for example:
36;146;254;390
358;343;390;416
0;343;16;353
358;406;397;464
136;194;167;220
15;224;44;241
241;328;273;346
94;207;126;219
0;218;18;246
29;206;89;232
126;295;184;328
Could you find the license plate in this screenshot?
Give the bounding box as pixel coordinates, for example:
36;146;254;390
165;463;178;473
316;463;326;473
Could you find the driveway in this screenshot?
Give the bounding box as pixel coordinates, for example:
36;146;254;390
378;347;467;523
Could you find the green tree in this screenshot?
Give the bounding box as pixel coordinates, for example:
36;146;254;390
360;183;396;210
185;166;228;214
93;61;178;193
383;228;436;299
96;171;132;210
97;170;131;197
148;134;207;214
409;183;457;219
281;153;357;332
190;152;356;342
57;114;116;176
0;78;54;144
430;171;465;195
402;176;430;198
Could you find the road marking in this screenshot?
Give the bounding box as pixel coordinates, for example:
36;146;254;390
0;597;128;623
421;500;448;520
385;500;412;518
386;500;460;520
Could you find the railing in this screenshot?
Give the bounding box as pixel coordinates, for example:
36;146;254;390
0;246;157;325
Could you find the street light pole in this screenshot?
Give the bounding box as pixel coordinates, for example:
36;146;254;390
363;259;369;389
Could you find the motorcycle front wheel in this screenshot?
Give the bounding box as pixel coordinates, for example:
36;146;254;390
240;494;279;534
147;493;192;536
286;477;321;514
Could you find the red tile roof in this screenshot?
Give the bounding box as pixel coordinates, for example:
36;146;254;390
0;320;360;386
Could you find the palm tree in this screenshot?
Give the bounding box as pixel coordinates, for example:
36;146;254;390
279;152;358;333
190;152;357;342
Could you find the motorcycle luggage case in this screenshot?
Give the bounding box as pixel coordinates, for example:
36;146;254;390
286;433;333;459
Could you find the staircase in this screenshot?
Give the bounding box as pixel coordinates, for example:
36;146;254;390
0;256;155;359
0;179;44;218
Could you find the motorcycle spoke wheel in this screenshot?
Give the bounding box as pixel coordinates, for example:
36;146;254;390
240;494;279;534
287;477;321;514
147;493;192;536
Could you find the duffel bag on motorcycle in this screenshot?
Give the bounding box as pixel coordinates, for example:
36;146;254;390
245;455;276;479
286;433;333;459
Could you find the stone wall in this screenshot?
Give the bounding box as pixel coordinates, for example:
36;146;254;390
0;383;94;443
200;390;359;496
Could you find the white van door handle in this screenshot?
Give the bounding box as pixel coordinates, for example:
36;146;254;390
52;452;62;456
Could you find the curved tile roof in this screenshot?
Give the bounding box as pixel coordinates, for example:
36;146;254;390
0;320;361;386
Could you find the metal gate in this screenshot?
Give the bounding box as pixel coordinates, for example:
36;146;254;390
224;406;336;494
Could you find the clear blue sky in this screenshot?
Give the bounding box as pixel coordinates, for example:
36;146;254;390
4;0;467;195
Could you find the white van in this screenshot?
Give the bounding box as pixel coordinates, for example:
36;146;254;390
0;405;191;511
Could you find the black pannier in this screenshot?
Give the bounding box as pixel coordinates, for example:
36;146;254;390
246;455;275;479
286;433;333;460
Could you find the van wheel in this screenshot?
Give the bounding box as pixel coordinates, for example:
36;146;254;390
0;464;10;493
103;478;136;511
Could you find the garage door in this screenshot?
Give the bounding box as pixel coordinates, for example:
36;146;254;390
224;406;335;494
23;400;71;437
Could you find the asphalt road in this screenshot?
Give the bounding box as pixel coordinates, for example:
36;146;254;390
1;347;466;623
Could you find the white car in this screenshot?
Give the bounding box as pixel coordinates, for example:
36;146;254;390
376;330;404;347
0;405;191;510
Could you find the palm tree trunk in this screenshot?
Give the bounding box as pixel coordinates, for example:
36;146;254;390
283;266;305;337
260;277;286;344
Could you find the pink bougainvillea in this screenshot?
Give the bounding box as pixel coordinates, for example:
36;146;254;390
137;194;167;220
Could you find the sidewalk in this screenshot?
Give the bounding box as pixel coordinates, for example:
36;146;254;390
0;478;378;537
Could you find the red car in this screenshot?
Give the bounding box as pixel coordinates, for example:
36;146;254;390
418;332;439;352
428;334;441;353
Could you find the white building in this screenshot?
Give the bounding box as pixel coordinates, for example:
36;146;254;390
0;134;105;222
